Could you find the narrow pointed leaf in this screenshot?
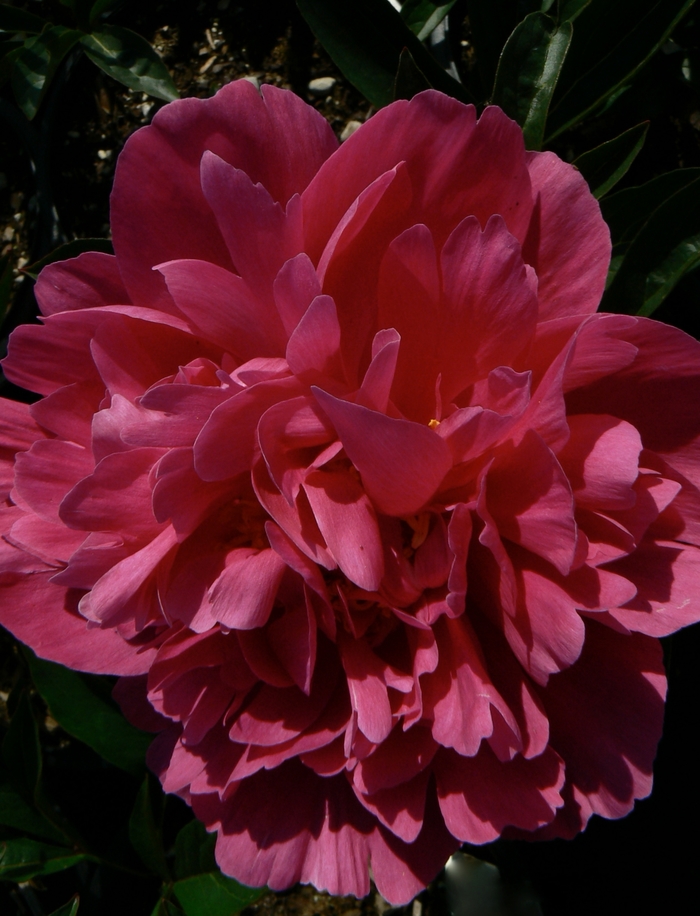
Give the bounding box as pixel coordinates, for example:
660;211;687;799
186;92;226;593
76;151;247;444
296;0;473;108
0;838;88;881
491;12;572;150
400;0;459;42
80;25;178;101
602;174;700;316
0;4;47;33
393;46;432;101
24;648;151;777
573;121;648;199
602;168;700;248
48;897;80;916
0;780;66;843
11;25;81;119
559;0;592;21
129;775;169;880
546;0;696;139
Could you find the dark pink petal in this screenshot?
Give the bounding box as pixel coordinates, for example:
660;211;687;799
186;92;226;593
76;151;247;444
34;252;129;316
303;468;384;591
435;744;564;842
59;446;164;538
111;80;337;310
313;389;452;516
538;621;665;836
357;329;401;414
195;377;302;481
355;769;429;842
0;574;156;674
13;439;93;523
606;540;700;636
522;150;610;319
439;215;538;403
157;258;286;360
286;295;345;383
205;547;287;631
486;430;577;575
200;151;304;298
558;414;641;511
273;253;322;337
422;615;518;757
354;724;437;794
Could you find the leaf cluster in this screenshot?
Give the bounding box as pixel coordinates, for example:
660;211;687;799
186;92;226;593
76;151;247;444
0;0;177;120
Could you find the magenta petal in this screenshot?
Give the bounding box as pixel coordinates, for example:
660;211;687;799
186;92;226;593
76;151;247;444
303;468;384;591
205;548;287;631
285;295;344;382
157;258;286;359
34;252;129;315
312;389;452;516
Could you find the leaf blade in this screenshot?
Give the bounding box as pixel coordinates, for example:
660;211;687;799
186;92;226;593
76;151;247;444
491;12;572;150
573;121;648;199
80;24;178;102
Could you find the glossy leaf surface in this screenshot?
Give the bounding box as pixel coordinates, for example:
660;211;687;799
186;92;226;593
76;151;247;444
80;24;178;101
573;121;648;198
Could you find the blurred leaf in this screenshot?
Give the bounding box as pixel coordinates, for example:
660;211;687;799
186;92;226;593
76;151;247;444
467;0;540;96
296;0;473;108
0;837;88;881
0;4;47;34
80;24;178;101
48;896;80;916
173;873;265;916
573;121;648;198
129;774;169;880
150;900;185;916
23;237;114;280
11;25;81;118
174;820;217;880
559;0;592;21
24;648;151;777
602;174;700;315
400;0;459;42
546;0;696;139
0;41;23;89
492;12;572;150
89;0;125;26
0;780;66;843
601;168;700;247
393;46;432;100
1;691;41;800
0;253;13;324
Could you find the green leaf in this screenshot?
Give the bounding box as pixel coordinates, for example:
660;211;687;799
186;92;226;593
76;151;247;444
173;873;265;916
601;168;700;248
24;648;151;777
129;775;169;880
80;24;178;102
11;25;81;119
23;237;114;281
48;896;80;916
546;0;696;139
150;899;185;916
296;0;473;108
1;691;41;801
0;838;88;881
0;780;66;843
491;12;572;150
89;0;125;27
558;0;592;21
174;820;220;880
0;4;47;34
573;121;648;199
602;174;700;316
467;0;540;97
393;46;432;101
400;0;459;42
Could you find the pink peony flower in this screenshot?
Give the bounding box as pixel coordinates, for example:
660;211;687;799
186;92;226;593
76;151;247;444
1;80;700;904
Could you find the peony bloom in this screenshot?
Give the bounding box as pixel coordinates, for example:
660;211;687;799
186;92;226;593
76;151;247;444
2;80;700;903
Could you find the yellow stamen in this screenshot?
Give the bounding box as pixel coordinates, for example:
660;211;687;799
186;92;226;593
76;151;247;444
428;418;440;429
